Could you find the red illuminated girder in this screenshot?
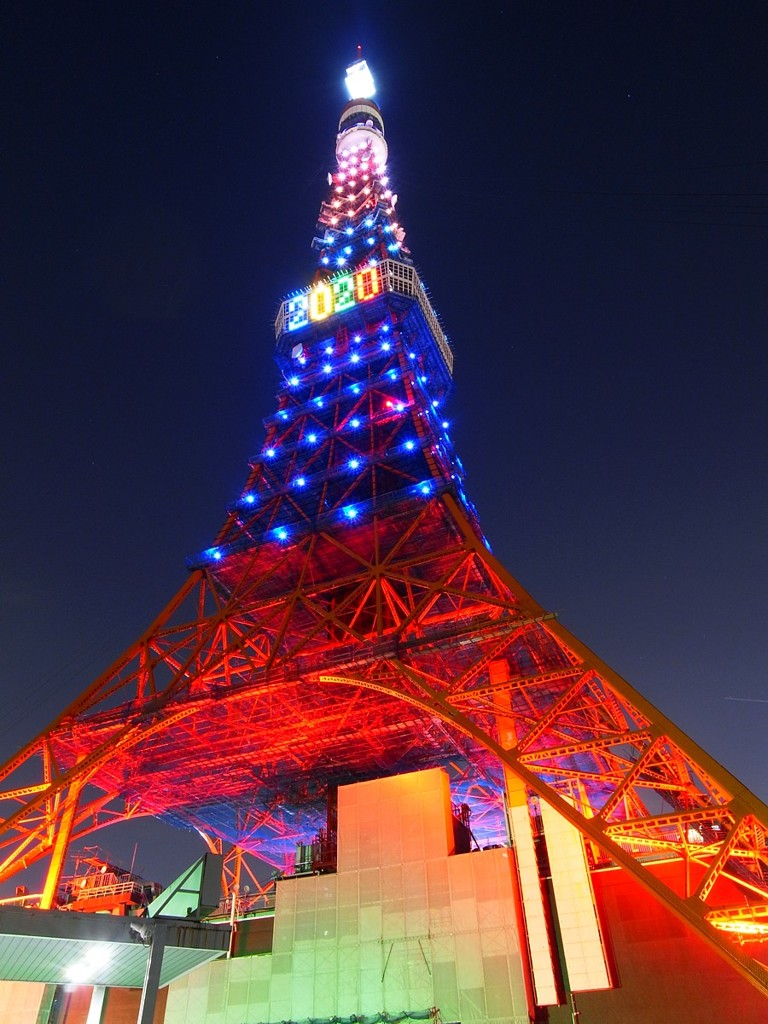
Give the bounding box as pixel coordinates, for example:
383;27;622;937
1;489;768;990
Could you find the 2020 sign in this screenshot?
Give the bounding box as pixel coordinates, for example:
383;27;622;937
286;266;382;331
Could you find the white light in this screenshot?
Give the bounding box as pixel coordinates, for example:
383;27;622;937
64;944;113;984
345;59;376;100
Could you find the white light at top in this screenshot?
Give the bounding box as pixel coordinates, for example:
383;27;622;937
345;59;376;99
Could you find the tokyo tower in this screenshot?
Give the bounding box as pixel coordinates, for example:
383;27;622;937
1;55;768;1000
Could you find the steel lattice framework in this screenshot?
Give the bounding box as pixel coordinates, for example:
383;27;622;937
2;70;768;996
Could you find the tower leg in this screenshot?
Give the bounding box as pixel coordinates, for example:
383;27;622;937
40;778;84;910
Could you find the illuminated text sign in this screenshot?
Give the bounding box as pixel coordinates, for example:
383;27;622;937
286;266;382;331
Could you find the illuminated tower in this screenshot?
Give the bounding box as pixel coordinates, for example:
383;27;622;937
1;57;768;1007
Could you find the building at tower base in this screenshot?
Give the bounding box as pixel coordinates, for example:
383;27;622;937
164;768;767;1024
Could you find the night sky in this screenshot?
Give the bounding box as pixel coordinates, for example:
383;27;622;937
2;3;767;888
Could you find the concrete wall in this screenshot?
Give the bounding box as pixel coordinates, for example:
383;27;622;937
548;861;768;1024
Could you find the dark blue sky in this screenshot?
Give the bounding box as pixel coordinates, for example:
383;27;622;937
2;2;767;885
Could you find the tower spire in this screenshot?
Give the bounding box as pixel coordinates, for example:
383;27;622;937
312;58;401;274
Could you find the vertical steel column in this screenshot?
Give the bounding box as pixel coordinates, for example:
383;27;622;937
136;921;166;1024
85;986;106;1024
40;776;85;909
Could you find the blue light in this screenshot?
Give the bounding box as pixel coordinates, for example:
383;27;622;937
323;363;333;374
420;376;427;383
289;376;299;386
409;352;416;360
381;341;391;351
350;418;361;428
404;440;415;451
345;226;354;236
381;324;390;333
343;505;358;519
431;400;439;408
351;384;361;394
366;237;375;245
295;476;306;487
265;448;276;458
348;458;361;470
388;370;397;380
279;410;289;420
364;217;373;227
420;483;431;495
307;432;318;444
383;224;392;233
244;494;256;504
396;402;405;412
211;549;222;561
387;243;398;253
324;345;334;355
315;397;324;407
337;256;347;266
353;334;361;343
442;421;449;429
275;527;288;541
351;353;360;364
321;256;329;265
343;245;352;256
